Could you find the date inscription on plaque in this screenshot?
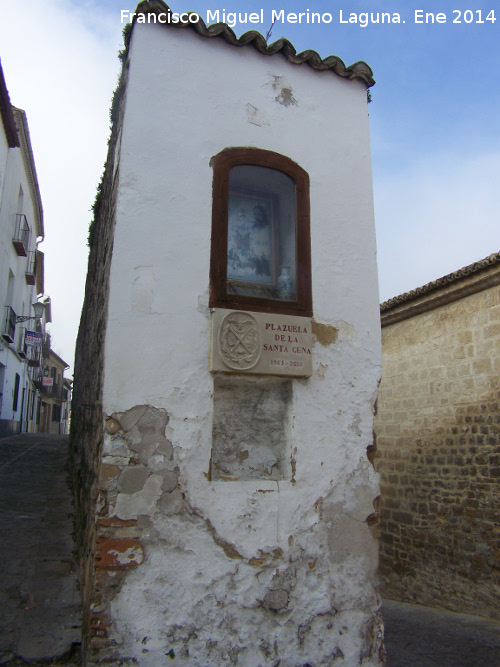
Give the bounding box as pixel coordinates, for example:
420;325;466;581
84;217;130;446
210;309;313;377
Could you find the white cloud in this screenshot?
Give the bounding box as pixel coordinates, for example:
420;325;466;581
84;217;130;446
374;150;500;302
1;0;498;367
0;0;124;373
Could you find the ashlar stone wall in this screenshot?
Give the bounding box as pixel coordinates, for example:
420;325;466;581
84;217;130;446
375;258;500;618
69;53;129;656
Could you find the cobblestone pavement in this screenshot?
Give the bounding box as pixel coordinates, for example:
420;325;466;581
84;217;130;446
0;434;81;666
383;599;500;666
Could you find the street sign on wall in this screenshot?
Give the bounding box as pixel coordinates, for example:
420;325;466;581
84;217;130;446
25;331;43;347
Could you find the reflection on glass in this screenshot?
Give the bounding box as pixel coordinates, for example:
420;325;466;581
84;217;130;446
228;193;273;285
227;165;296;301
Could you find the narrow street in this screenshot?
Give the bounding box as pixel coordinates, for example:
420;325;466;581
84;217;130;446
383;599;500;666
0;434;81;665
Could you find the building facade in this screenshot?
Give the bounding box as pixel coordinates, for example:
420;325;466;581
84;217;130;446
0;61;49;437
375;253;500;619
71;3;383;664
38;344;71;435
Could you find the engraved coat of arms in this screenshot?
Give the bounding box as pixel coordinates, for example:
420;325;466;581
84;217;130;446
218;312;261;370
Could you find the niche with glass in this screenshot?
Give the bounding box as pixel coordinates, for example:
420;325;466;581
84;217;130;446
210;148;312;317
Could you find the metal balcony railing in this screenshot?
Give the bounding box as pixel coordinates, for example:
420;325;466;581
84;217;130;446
17;334;27;359
27;344;42;367
25;251;36;285
2;306;16;343
12;214;30;257
32;370;44;389
42;383;64;400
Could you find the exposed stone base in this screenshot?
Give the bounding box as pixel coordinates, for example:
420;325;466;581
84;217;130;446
85;405;384;666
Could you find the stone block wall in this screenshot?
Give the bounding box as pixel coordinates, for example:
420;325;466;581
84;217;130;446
375;258;500;618
69;57;128;655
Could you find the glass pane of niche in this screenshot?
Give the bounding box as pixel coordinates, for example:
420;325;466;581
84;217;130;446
227;165;296;302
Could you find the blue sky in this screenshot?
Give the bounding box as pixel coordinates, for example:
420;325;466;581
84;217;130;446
0;0;498;371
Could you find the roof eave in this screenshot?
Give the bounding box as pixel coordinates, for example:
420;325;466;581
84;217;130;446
0;60;20;148
380;252;500;326
12;107;44;239
128;0;375;87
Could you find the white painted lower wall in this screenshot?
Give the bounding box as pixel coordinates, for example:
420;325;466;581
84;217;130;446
98;21;382;665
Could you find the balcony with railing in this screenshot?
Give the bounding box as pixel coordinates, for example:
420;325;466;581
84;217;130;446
27;343;42;367
42;382;65;400
32;369;44;390
25;251;36;285
2;306;16;343
12;214;31;257
17;336;27;359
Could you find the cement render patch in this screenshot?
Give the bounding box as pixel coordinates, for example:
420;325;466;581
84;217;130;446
0;434;82;665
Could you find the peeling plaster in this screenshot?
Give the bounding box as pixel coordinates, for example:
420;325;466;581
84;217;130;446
95;403;383;665
269;74;298;107
197;292;210;316
312;320;339;346
246;103;270;127
336;320;357;340
131;266;156;313
95;20;382;663
211;378;292;481
315;363;328;379
115;475;164;519
108;546;143;567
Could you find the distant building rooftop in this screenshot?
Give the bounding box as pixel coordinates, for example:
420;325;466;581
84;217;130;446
381;252;500;326
0;59;20;148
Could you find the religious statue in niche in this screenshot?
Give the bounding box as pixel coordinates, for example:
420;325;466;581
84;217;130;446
210;149;312;316
227;187;296;301
227;190;275;287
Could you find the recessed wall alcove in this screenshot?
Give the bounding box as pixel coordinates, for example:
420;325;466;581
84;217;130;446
211;376;292;481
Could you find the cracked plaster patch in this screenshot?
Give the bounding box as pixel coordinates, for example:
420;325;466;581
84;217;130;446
269;75;298;107
246;103;270;126
115;475;164;519
114;405;148;432
211;378;291;481
109;546;143;566
336;320;357;340
312;321;339;346
159;488;184;515
102;488;379;663
315;363;328;379
131;265;156;312
113;405;173;466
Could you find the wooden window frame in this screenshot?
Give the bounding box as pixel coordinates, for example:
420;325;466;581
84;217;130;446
210;147;312;317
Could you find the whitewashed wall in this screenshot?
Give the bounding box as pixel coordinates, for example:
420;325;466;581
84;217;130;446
0;120;8;211
0;129;39;426
100;21;382;666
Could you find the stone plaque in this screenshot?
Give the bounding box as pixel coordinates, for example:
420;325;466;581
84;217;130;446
210;309;313;377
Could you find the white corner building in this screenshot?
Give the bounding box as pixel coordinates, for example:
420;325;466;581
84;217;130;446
72;2;383;664
0;61;48;436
